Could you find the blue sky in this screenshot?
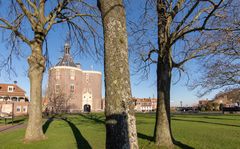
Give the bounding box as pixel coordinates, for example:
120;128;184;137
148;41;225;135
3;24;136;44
0;33;219;107
0;1;221;107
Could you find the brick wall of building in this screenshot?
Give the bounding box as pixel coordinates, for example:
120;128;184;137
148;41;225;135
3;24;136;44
48;66;102;112
0;101;29;116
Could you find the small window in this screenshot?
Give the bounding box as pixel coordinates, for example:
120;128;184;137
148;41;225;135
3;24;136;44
8;86;14;92
86;74;89;83
56;70;60;80
70;70;75;80
55;84;60;93
23;106;28;113
16;106;21;113
70;84;74;93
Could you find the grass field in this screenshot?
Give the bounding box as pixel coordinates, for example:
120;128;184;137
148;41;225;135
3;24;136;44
0;113;240;149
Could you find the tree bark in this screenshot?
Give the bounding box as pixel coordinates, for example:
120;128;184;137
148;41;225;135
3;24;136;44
154;55;174;148
25;42;45;141
98;0;139;148
153;0;174;148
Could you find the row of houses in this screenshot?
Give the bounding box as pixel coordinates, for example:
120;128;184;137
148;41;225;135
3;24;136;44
133;98;157;112
0;83;160;116
1;82;239;115
198;89;240;110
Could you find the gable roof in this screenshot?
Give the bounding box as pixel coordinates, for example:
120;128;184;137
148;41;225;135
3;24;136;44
0;84;26;96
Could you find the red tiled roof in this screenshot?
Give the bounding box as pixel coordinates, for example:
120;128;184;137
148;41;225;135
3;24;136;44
0;84;26;97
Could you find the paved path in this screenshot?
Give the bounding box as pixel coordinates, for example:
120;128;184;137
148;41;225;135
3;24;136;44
0;123;26;132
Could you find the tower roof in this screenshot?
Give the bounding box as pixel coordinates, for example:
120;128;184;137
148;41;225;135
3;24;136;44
56;43;77;67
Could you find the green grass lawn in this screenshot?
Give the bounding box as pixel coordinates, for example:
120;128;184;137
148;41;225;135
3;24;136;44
0;113;240;149
0;116;27;125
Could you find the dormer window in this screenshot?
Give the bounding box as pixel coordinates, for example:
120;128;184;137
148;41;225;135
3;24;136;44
8;86;14;92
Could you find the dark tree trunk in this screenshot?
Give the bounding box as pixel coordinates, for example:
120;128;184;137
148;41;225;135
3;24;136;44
25;42;45;141
153;0;174;147
154;55;174;148
98;0;138;148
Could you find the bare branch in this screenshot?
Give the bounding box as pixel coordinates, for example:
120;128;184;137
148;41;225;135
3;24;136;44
45;0;69;32
0;14;31;44
170;0;185;20
171;0;224;46
26;0;37;12
174;1;200;33
16;0;36;26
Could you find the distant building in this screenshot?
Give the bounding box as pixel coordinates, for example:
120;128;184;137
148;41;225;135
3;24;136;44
213;89;240;106
198;99;209;106
47;43;102;113
197;89;240;111
133;98;157;112
0;83;29;116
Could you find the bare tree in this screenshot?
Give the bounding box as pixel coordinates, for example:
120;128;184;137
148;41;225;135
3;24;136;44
190;11;240;96
0;0;100;141
98;0;139;148
130;0;235;147
192;59;240;96
47;88;71;114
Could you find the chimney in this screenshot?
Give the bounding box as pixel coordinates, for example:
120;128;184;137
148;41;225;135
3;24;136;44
14;81;17;84
76;63;81;69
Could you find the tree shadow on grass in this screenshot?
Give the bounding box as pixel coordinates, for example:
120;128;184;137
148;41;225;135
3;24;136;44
202;116;239;121
137;132;154;141
173;140;194;149
137;132;194;149
42;117;54;134
62;118;91;149
172;114;239;121
79;113;105;124
6;118;26;124
172;118;240;128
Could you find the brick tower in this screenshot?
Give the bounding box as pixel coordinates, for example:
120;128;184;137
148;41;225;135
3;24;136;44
47;43;102;112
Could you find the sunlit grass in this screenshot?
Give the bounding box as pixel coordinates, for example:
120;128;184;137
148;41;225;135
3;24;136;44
0;113;240;149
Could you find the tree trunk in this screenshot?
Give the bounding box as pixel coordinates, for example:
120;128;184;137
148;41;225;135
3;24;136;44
154;55;174;148
153;0;174;148
98;0;138;148
25;42;45;141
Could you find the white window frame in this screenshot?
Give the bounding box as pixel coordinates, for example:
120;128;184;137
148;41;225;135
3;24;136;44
23;106;28;113
16;106;21;113
8;86;14;92
56;70;60;80
70;70;75;80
